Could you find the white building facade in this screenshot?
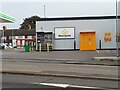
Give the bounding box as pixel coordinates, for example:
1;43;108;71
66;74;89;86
36;16;117;50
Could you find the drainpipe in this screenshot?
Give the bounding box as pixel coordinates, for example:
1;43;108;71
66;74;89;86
116;0;119;57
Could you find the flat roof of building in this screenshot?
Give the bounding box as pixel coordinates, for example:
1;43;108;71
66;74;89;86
0;12;15;23
36;16;119;21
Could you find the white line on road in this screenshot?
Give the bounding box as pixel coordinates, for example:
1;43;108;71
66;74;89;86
31;82;69;88
69;85;103;89
31;82;104;89
40;83;69;88
107;50;111;53
31;82;39;85
96;50;99;53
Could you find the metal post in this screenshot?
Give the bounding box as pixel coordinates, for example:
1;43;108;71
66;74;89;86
39;43;41;52
99;40;101;50
44;5;46;18
47;43;49;52
116;0;119;56
31;42;33;51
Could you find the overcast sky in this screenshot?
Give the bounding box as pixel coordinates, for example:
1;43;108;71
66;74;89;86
0;0;119;29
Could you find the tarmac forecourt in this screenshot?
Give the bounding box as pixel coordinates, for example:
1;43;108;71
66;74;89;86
1;49;119;66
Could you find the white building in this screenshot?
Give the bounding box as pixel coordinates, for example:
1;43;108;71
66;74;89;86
36;16;117;50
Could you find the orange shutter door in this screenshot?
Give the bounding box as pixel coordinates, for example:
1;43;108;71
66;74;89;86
80;32;96;50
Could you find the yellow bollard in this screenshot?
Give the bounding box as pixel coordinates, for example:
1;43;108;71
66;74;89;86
47;43;49;52
31;42;33;51
39;43;41;52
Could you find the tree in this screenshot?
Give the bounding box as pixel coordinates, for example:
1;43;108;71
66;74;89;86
20;15;40;30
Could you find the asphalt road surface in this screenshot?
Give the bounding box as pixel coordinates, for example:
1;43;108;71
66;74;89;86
2;74;119;90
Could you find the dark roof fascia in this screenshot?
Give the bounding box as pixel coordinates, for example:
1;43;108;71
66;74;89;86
37;32;52;34
36;16;120;21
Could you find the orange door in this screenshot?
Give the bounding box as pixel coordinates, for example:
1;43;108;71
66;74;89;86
90;32;96;50
80;32;96;50
80;32;88;50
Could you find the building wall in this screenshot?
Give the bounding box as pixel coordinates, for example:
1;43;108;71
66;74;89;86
36;19;116;50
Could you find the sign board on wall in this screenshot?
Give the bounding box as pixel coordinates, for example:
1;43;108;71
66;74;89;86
54;27;75;39
116;32;120;42
104;32;111;43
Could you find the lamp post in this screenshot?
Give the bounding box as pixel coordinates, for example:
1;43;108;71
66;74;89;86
44;5;46;18
116;0;119;57
43;0;46;18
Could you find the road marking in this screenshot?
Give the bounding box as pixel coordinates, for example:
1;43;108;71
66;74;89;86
96;50;111;53
31;82;104;89
31;82;39;85
69;85;103;89
107;50;111;53
31;82;69;88
96;50;99;53
40;83;69;88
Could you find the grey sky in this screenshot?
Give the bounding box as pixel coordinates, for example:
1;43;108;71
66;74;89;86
0;0;119;29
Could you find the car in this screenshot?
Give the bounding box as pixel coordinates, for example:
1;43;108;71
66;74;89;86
0;43;8;49
0;44;4;49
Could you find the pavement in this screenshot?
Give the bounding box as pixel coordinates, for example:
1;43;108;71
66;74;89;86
0;49;120;81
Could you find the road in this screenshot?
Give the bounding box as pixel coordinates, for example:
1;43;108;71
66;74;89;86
2;61;118;79
1;49;119;90
2;74;119;90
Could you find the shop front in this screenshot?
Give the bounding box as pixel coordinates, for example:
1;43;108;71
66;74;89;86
36;16;117;51
36;32;52;51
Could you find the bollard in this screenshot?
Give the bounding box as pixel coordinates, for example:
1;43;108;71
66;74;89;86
99;40;101;50
47;43;49;52
31;42;34;51
29;43;31;52
39;43;41;52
